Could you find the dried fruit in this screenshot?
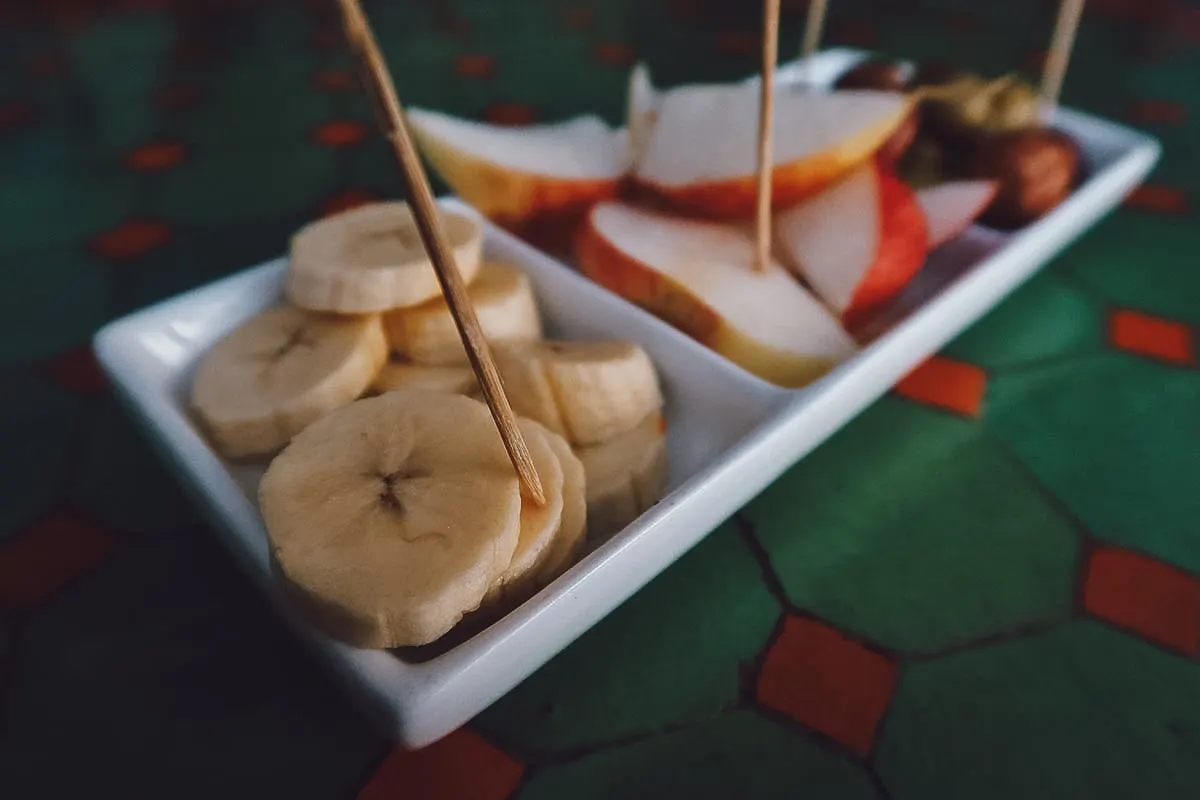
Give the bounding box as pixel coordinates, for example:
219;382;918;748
965;128;1080;229
921;73;1041;140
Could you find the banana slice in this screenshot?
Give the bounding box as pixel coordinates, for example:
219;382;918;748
191;305;386;459
259;391;523;648
483;419;565;606
287;201;483;314
384;261;542;365
494;339;663;446
371;360;479;396
535;425;588;585
577;412;668;541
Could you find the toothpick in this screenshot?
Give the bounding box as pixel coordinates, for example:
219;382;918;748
335;0;546;506
754;0;781;273
1040;0;1086;116
800;0;830;88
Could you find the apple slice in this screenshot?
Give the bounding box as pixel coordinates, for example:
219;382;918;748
916;180;998;249
633;81;912;218
407;108;630;228
773;163;929;331
576;202;857;388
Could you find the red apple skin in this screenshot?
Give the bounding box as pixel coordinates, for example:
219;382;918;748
841;169;929;333
574;214;722;344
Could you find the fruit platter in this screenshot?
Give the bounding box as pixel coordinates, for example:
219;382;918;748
95;29;1158;751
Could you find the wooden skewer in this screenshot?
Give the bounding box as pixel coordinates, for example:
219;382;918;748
800;0;830;86
335;0;546;506
754;0;781;273
1040;0;1086;115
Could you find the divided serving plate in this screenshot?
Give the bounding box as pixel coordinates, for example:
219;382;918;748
93;49;1160;748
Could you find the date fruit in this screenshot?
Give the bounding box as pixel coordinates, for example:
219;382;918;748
966;128;1080;229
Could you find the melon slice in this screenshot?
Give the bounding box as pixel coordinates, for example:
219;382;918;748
916;180;998;249
407;108;631;227
632;81;912;219
576;201;857;387
773;163;929;330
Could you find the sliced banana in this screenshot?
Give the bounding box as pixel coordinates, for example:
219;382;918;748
259;391;523;648
191;305;386;459
535;425;588;585
483;419;565;607
495;339;662;446
577;412;668;541
384;261;542;365
371;360;479;396
287;201;483;314
493;342;568;438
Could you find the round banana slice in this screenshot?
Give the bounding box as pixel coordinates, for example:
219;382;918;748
494;339;663;446
577;412;668;541
370;360;479;396
384;261;542;365
259;391;523;648
192;305;386;459
483;419;565;607
287;201;483;314
535;425;588;585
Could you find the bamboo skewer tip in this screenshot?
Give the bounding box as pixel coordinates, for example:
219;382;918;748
336;0;546;506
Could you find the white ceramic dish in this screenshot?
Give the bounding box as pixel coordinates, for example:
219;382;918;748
93;49;1159;748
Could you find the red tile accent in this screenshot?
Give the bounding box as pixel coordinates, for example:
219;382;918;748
314;68;353;92
1183;8;1200;41
894;356;988;417
1108;309;1196;366
320;189;380;218
667;0;708;22
1084;546;1200;655
594;43;635;67
313;120;368;148
716;31;758;56
757;616;899;756
455;55;495;79
1127;99;1187;125
155;84;201;111
125;141;185;171
0;511;116;613
25;54;65;77
483;103;536;127
39;347;109;394
563;8;596;29
1125;184;1189;214
0;99;37;129
358;729;524;800
90;220;173;261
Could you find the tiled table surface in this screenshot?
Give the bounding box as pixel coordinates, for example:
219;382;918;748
1;0;1199;797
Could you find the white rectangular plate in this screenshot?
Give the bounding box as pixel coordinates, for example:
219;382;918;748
94;49;1159;748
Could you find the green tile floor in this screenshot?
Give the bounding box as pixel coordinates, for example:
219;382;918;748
1;0;1199;797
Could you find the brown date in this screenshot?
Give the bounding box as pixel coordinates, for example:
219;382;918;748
966;128;1080;229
